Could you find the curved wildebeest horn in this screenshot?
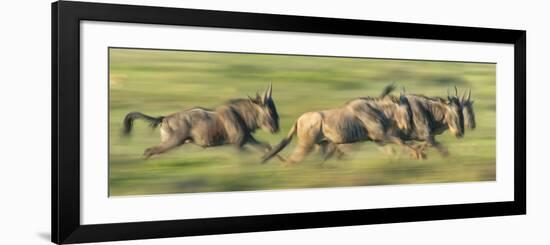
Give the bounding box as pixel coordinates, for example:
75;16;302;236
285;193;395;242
263;82;272;103
454;86;458;97
461;90;467;102
467;89;471;101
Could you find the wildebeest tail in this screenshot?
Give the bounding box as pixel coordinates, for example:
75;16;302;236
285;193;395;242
123;112;165;135
261;122;297;163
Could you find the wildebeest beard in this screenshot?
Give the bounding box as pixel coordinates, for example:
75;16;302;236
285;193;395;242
461;89;476;130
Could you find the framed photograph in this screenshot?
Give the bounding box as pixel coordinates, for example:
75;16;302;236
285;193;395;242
52;1;526;244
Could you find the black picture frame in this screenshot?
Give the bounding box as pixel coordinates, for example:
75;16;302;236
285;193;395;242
52;1;526;244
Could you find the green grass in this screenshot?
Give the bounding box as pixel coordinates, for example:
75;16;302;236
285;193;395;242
108;48;496;196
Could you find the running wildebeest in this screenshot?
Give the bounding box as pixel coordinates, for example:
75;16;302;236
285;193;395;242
389;86;466;157
123;83;285;160
261;90;423;164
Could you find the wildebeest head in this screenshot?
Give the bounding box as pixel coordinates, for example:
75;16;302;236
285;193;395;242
249;83;279;133
445;87;465;138
461;89;476;130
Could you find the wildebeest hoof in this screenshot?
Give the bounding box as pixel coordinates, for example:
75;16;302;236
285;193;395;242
419;151;427;160
410;149;426;160
281;160;296;167
143;148;156;159
410;152;419;160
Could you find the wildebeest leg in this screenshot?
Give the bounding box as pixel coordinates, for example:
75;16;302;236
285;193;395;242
287;142;314;164
385;135;425;160
415;142;430;156
246;136;287;162
335;147;345;159
143;126;187;159
353;113;420;159
319;141;337;162
334;144;345;160
375;141;397;157
335;144;357;159
143;137;183;158
285;112;322;165
426;136;449;157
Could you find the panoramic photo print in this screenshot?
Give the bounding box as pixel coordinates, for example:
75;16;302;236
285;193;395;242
108;47;495;196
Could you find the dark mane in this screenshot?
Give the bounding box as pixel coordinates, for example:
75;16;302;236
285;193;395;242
447;96;461;105
377;84;461;105
347;95;401;105
181;99;252;112
409;94;445;102
410;93;463;105
226;98;252;105
184;106;213;112
221;98;261;131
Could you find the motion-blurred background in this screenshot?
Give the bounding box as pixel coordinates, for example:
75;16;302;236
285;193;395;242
109;48;495;196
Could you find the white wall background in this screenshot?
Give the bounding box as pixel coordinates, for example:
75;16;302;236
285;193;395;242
0;0;546;244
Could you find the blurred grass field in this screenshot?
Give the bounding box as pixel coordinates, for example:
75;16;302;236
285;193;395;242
108;48;496;196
